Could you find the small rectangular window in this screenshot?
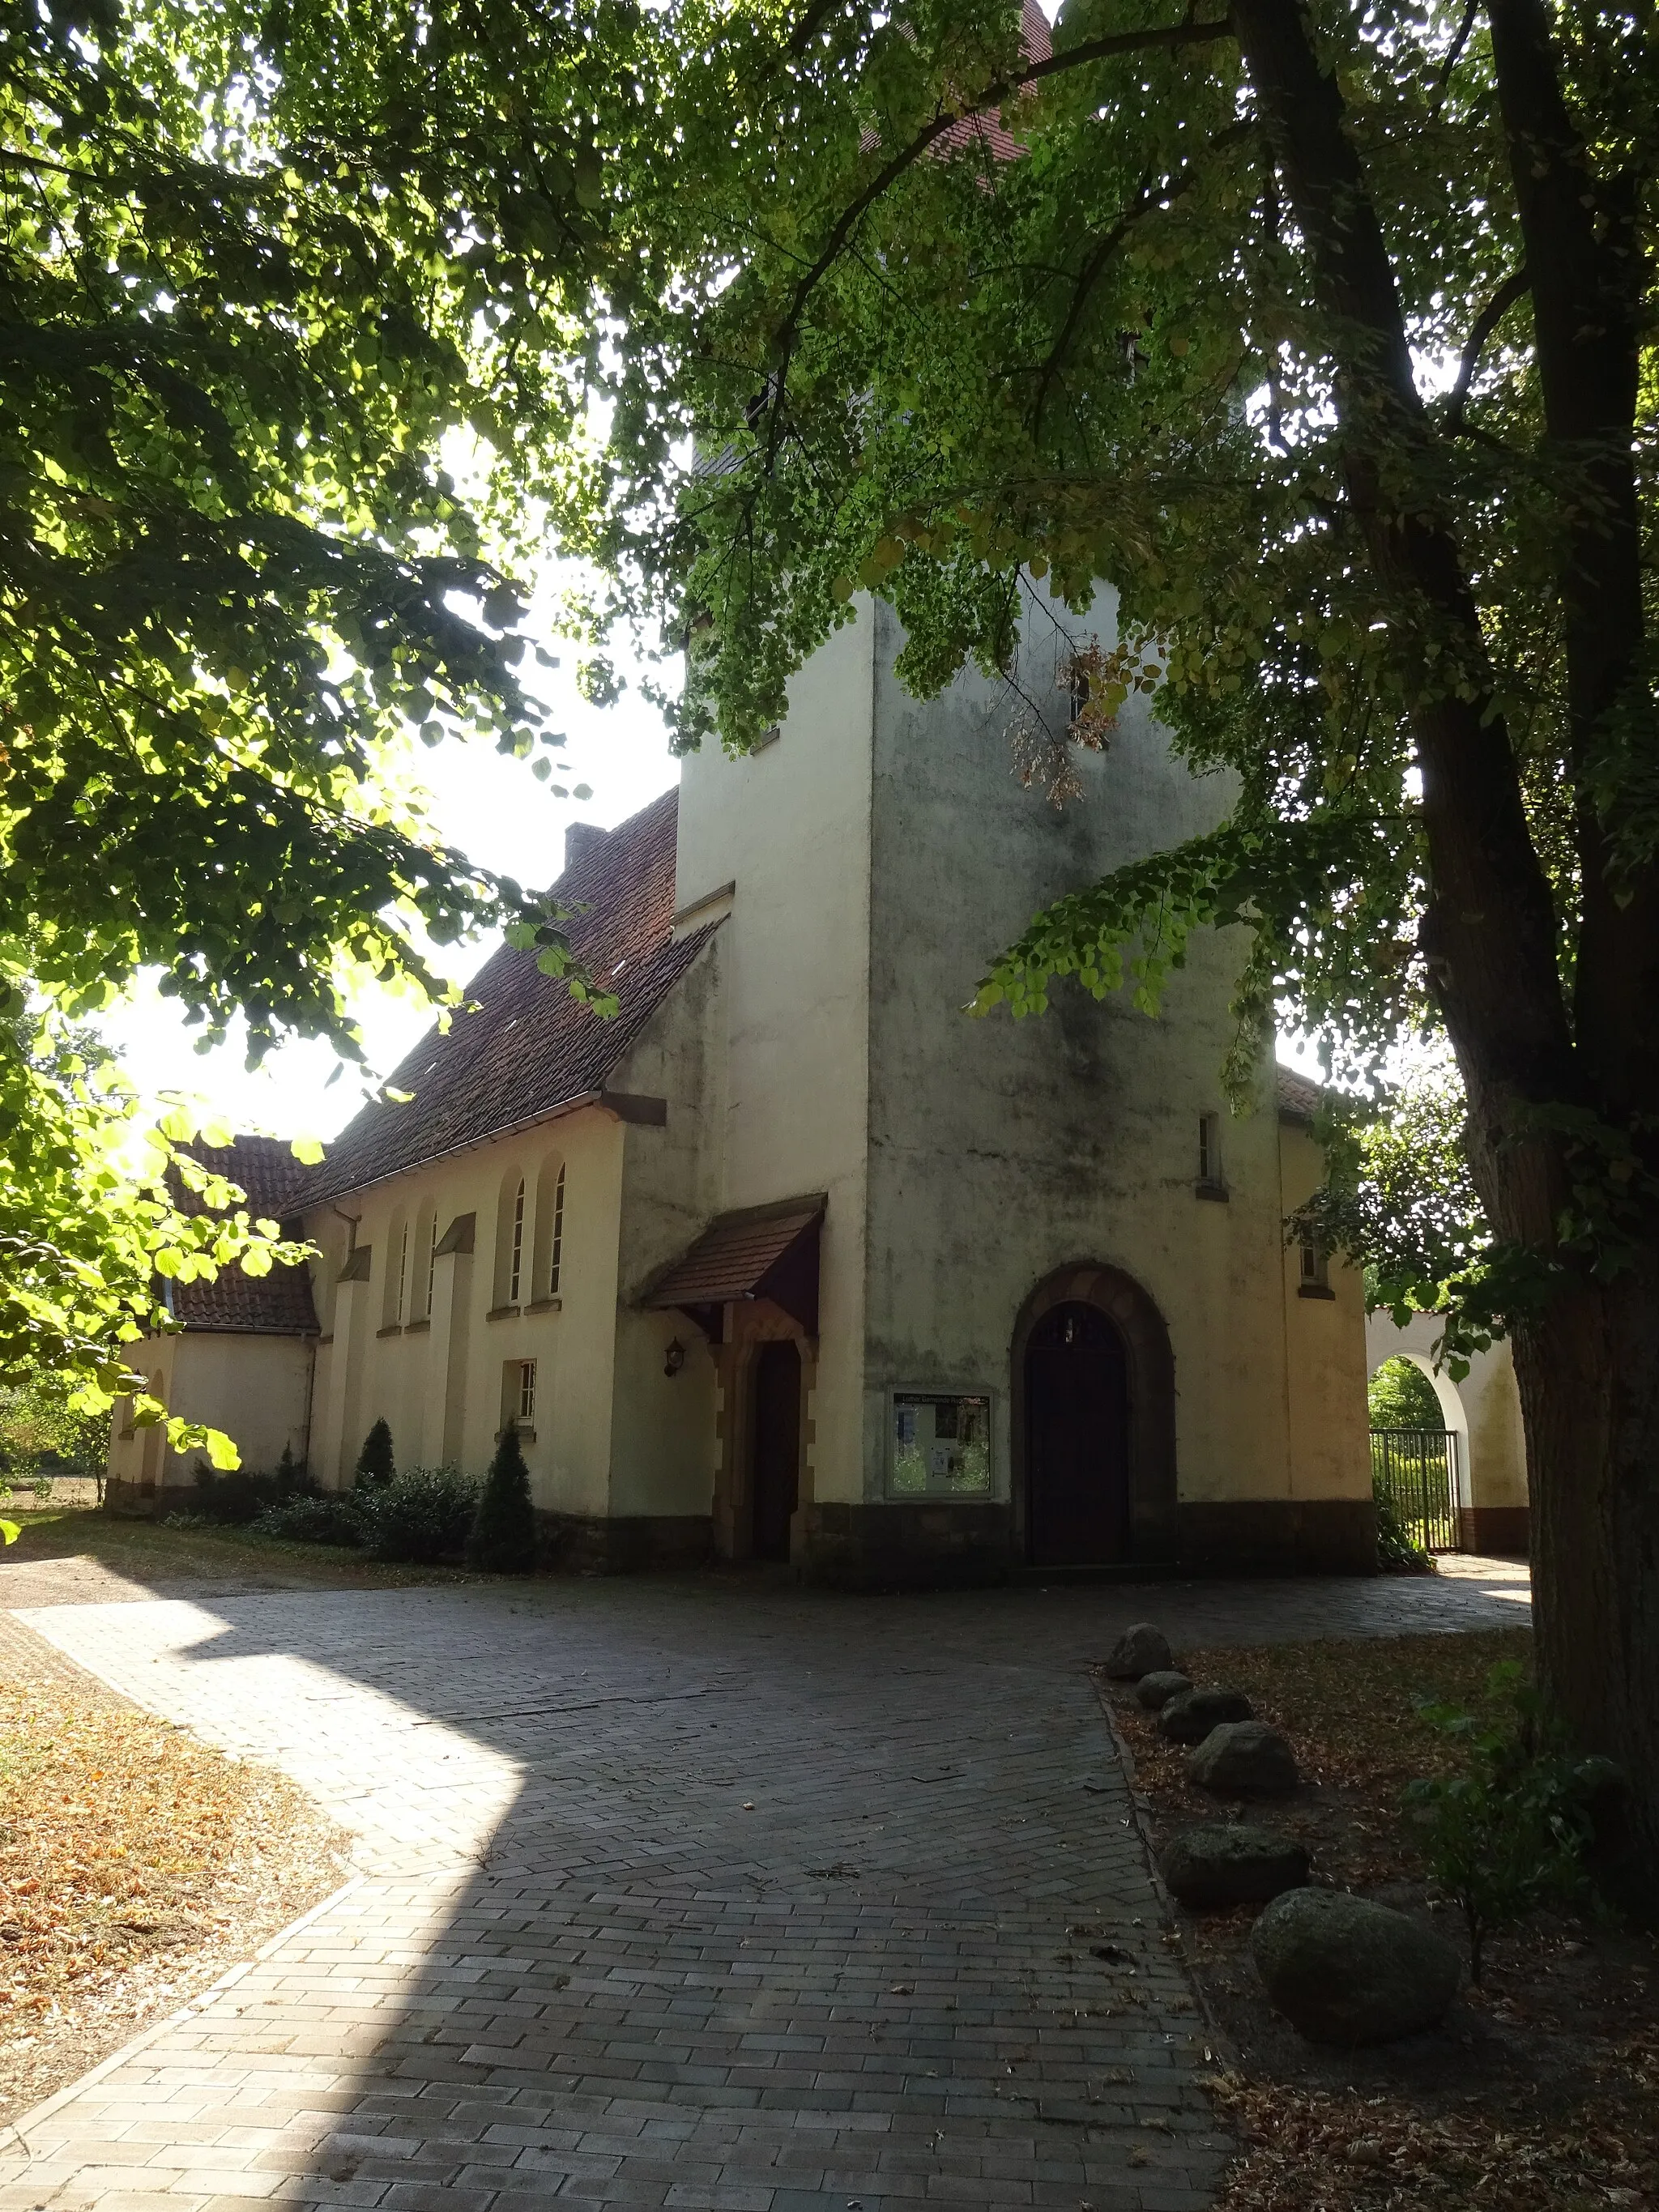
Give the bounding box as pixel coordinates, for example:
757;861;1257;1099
1299;1239;1331;1293
516;1359;536;1425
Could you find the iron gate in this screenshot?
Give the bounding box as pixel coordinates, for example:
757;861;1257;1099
1370;1427;1461;1553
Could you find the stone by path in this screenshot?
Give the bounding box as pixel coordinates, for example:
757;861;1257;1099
0;1566;1528;2212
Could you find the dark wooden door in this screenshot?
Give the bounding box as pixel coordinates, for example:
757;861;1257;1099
1026;1302;1130;1565
750;1340;801;1561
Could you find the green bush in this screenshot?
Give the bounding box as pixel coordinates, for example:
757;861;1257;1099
0;1370;109;1482
467;1428;538;1573
356;1464;476;1564
1374;1468;1431;1571
254;1493;367;1547
354;1418;395;1489
1406;1660;1618;1982
189;1457;315;1526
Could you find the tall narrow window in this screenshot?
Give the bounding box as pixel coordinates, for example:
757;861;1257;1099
1197;1112;1221;1184
517;1358;536;1424
426;1213;438;1315
396;1218;410;1323
547;1164;565;1296
509;1177;526;1305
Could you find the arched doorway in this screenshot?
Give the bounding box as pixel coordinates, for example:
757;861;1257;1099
749;1339;801;1561
1026;1302;1130;1565
1012;1263;1179;1566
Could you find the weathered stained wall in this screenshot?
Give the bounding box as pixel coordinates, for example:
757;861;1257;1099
853;586;1371;1567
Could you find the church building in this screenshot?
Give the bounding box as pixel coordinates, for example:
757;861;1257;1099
107;592;1375;1579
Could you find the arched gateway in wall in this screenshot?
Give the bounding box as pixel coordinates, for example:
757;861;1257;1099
1011;1264;1179;1567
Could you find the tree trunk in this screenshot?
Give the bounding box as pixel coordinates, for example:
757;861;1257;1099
1511;1265;1659;1882
1486;0;1659;1127
1231;0;1659;1867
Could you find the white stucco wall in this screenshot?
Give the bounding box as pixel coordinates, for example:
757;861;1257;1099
1367;1310;1529;1512
107;1330;313;1491
303;1102;627;1510
673;609;877;1508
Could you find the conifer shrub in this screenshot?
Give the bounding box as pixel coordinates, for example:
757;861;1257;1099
467;1428;538;1574
353;1418;395;1489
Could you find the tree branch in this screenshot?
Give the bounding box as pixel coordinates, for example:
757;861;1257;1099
1431;0;1482;116
1445;263;1529;428
1032;117;1256;437
771;12;1235;369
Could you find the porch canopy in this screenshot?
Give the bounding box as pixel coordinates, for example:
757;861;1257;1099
642;1194;825;1339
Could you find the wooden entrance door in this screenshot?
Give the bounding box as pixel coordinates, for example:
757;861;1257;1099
749;1340;801;1561
1026;1301;1131;1565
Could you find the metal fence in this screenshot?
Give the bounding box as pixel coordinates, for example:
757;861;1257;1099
1370;1427;1461;1553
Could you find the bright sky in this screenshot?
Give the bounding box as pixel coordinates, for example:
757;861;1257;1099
98;585;680;1145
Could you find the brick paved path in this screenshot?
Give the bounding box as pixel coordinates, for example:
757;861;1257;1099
2;1568;1527;2212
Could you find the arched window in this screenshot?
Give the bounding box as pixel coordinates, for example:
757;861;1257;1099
548;1165;565;1294
532;1157;567;1302
405;1200;436;1323
382;1207;408;1328
501;1177;524;1306
493;1166;528;1309
424;1207;438;1319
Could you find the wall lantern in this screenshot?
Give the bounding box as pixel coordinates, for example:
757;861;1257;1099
663;1338;687;1379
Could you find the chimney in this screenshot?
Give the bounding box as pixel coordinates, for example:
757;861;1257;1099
564;821;609;876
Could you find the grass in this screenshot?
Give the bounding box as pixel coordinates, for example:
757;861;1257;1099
0;1502;477;1591
1100;1630;1658;2212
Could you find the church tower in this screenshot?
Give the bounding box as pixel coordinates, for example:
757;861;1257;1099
649;588;1372;1579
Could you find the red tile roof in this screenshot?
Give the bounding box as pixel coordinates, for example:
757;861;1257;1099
168;1136;321;1336
644;1199;825;1310
307;787;712;1204
643;1196;826;1336
1275;1065;1328;1123
866;1;1051;164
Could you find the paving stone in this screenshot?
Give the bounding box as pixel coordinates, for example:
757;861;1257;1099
1;1566;1526;2211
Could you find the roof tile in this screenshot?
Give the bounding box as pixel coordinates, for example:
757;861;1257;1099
169;1136;321;1336
307;787;709;1203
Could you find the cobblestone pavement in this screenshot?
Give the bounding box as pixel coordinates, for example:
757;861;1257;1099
2;1566;1528;2212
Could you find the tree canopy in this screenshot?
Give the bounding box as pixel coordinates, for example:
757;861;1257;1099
1;0;597;1432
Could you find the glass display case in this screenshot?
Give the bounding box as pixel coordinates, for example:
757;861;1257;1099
888;1390;994;1497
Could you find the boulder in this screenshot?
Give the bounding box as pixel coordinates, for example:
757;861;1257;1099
1188;1720;1299;1794
1135;1669;1194;1712
1158;1686;1255;1744
1250;1887;1461;2044
1160;1823;1310;1909
1102;1623;1173;1680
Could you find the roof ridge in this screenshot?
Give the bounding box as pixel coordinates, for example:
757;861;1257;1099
305;782;700;1203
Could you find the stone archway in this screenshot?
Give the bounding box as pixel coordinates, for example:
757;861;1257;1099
1010;1263;1179;1566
